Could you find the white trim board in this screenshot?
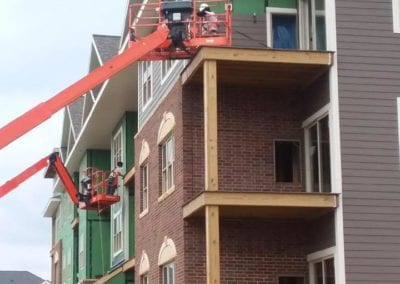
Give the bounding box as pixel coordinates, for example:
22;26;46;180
393;0;400;33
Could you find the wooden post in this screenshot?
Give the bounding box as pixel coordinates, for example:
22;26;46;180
204;60;220;283
204;60;218;192
206;205;220;284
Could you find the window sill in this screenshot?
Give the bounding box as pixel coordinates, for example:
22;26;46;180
158;186;176;203
139;209;149;219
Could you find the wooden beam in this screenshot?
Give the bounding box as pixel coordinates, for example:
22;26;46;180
93;258;135;284
206;205;220;284
201;47;333;66
204;60;218;192
180;47;333;86
122;257;136;271
181;48;205;85
183;191;338;218
123;166;135;186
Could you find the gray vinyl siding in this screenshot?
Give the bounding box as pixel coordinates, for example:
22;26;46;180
138;60;186;128
336;0;400;283
232;14;268;49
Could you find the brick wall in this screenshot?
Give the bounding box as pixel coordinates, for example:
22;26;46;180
134;82;185;283
184;218;309;284
183;85;309;202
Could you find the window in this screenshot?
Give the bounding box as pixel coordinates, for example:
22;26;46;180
311;257;335;284
305;115;331;193
161;60;176;81
274;140;301;183
267;8;298;49
140;163;149;213
111;128;124;257
162;262;175;284
112;129;123;169
141;274;149;284
307;247;335;284
161;135;175;194
279;276;305;284
266;0;326;50
113;213;123;254
141;61;153;108
394;0;400;33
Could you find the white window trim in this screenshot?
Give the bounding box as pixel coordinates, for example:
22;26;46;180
112;211;123;257
162;261;176;284
307;246;336;284
140;163;149;217
161;60;179;84
159;135;175;201
111;127;125;258
141;61;153;110
303;104;330;193
397;97;400;159
266;7;298;49
393;0;400;33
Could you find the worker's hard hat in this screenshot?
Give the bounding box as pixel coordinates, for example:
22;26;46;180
199;3;209;12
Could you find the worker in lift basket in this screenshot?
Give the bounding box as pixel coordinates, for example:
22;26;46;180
197;3;218;35
106;161;124;195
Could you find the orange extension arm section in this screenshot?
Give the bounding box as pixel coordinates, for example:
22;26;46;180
49;153;79;205
0;25;169;150
0;156;48;198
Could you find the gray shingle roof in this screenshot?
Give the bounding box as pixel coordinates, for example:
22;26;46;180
0;271;48;284
92;34;121;64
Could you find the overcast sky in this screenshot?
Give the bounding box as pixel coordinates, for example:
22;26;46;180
0;0;126;280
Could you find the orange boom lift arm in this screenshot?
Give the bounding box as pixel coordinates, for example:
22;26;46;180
0;0;232;210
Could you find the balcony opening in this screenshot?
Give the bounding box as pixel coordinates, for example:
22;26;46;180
274;140;301;183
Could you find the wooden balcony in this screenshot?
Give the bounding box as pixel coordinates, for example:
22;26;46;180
181;46;333;93
183;191;338;219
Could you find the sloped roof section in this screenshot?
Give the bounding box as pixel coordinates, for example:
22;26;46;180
0;271;48;284
93;34;121;64
67;96;85;137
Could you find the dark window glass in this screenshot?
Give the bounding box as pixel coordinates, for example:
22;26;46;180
272;14;298;49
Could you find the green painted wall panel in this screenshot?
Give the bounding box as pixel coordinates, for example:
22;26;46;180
267;0;297;8
77;150;112;282
106;272;125;284
231;0;265;14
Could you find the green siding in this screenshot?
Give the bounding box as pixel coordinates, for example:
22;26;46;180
267;0;297;8
231;0;265;14
78;150;112;282
105;271;134;284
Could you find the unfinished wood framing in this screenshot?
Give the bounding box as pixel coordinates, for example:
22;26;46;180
181;47;333;86
93;258;135;284
183;191;338;219
206;205;220;284
123;166;135;186
204;60;219;192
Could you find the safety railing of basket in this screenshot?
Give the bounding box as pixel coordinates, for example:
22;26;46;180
128;0;232;43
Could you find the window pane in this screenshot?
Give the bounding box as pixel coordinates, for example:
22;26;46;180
325;258;335;284
272;14;298;49
319;116;331;192
314;0;326;50
314;261;323;284
309;124;319;192
163;266;168;284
